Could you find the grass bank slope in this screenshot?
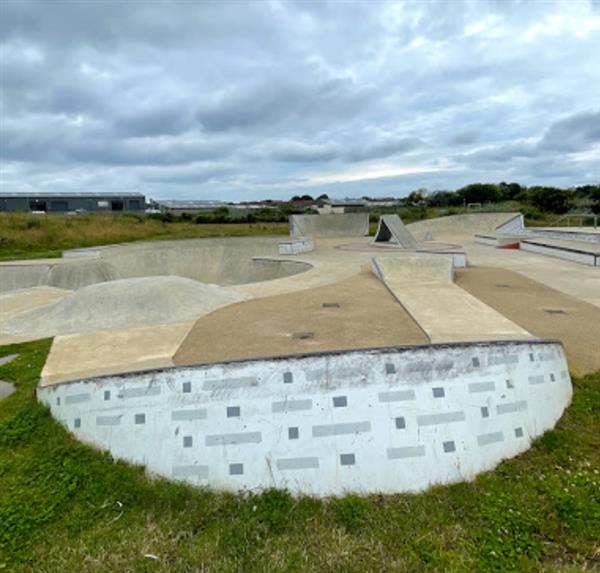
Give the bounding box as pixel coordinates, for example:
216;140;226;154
0;213;288;261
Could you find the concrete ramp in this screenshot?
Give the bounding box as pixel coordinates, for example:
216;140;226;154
289;213;369;238
372;254;530;342
407;213;520;240
373;215;418;248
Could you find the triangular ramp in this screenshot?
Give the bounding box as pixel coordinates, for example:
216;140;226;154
373;215;418;249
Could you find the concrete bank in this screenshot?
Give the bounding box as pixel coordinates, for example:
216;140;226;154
38;339;571;496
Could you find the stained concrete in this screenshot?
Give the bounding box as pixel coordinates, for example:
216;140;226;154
174;270;428;366
456;266;600;376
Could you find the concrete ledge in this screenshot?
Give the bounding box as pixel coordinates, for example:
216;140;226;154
37;339;572;496
278;238;314;255
520;239;600;267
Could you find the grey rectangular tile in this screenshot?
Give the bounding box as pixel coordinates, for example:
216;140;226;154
96;414;121;426
121;386;160;398
305;366;357;382
468;381;495;393
65;393;90;404
272;398;313;413
488;355;519;366
276;457;319;470
417;411;465;426
477;431;504;446
172;464;209;479
205;432;262;446
171;409;207;421
528;375;545;385
387;445;426;459
203;377;258;391
496;400;528;415
312;421;371;438
378;389;415;402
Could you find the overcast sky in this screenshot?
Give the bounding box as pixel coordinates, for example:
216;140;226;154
1;0;599;200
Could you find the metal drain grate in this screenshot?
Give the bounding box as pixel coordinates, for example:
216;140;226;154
495;284;511;288
292;331;314;340
544;309;567;315
322;302;340;308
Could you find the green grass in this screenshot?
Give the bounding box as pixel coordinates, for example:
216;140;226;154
0;341;598;572
0;213;288;261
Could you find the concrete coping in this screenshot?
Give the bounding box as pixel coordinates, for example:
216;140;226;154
40;337;562;388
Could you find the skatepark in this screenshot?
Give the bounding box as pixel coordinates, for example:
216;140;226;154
1;212;598;495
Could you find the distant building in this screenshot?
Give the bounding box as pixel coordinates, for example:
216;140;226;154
0;192;146;213
155;200;229;213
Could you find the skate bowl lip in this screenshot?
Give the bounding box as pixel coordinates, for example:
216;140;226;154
39;336;561;388
0;235;314;292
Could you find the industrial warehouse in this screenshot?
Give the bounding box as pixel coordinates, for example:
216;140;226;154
0;192;146;213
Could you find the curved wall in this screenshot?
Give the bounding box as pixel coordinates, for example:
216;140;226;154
37;339;572;496
0;237;311;293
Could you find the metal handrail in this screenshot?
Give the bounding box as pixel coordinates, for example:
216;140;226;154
549;213;598;229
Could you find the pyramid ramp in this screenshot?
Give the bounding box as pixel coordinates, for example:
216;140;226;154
373;215;418;248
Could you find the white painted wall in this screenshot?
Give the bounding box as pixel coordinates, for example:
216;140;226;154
38;340;572;496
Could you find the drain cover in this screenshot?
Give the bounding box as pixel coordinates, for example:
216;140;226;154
495;284;511;288
322;302;340;308
292;332;314;340
544;309;566;315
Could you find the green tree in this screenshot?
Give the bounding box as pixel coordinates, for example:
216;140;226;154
528;187;570;214
456;183;502;204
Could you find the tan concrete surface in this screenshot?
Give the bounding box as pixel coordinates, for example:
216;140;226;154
41;321;195;385
456;266;600;376
373;255;530;343
435;235;600;308
0;286;71;321
175;270;428;366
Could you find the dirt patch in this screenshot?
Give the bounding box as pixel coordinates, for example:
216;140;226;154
174;270;428;366
456;266;600;376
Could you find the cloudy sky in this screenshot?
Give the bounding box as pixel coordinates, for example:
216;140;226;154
1;0;599;201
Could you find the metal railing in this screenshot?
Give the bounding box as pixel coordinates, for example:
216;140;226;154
549;213;598;229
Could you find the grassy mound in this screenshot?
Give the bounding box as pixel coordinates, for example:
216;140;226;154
0;340;598;572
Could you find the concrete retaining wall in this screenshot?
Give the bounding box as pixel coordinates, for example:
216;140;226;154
289;213;370;238
38;339;571;496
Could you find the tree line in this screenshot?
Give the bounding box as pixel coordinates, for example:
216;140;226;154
419;183;600;215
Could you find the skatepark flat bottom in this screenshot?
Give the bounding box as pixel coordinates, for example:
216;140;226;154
456;266;600;376
174;270;428;366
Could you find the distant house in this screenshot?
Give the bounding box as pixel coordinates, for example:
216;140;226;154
0;192;146;213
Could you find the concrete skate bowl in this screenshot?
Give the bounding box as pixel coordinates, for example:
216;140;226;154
0;237;312;293
38;338;571;496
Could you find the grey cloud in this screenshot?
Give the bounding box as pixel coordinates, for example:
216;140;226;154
1;0;599;199
540;111;600;152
